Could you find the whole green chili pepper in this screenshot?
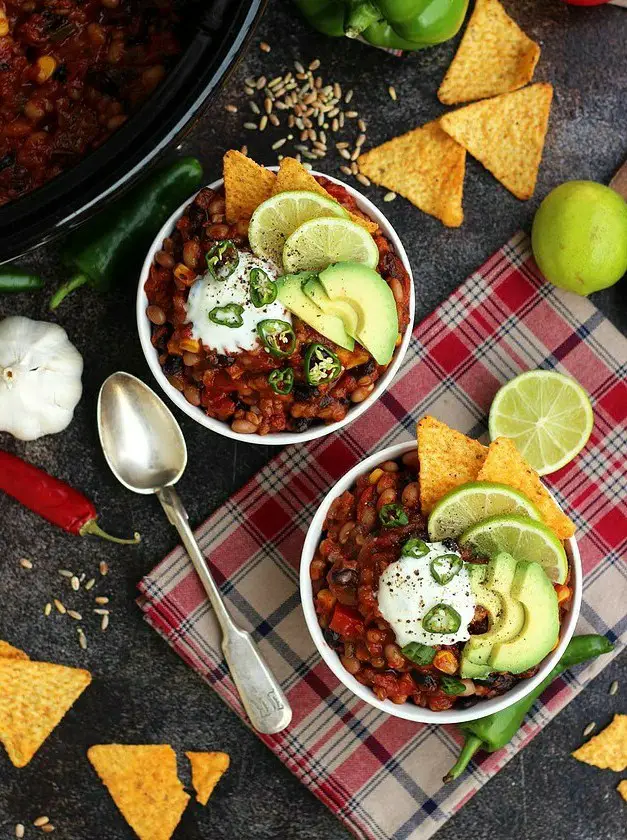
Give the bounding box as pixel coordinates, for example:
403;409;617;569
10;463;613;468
49;157;203;309
0;268;44;294
444;634;615;782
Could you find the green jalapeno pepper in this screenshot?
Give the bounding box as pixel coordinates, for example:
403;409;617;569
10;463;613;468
206;240;239;281
0;268;44;294
401;537;429;558
49;157;203;309
444;634;614;782
422;603;461;634
304;343;342;386
293;0;468;52
257;319;296;357
379;503;409;528
249;268;277;307
402;642;436;665
268;367;295;395
430;554;463;585
209;303;244;327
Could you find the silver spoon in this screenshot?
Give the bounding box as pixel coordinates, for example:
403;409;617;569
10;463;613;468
97;371;292;735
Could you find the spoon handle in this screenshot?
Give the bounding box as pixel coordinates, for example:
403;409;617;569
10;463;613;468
157;486;292;735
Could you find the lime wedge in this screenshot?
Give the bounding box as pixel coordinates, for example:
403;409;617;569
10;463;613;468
248;191;348;265
282;216;379;273
428;481;541;541
489;370;593;476
459;514;569;584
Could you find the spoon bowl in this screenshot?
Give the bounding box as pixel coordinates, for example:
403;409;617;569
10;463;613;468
98;371;187;494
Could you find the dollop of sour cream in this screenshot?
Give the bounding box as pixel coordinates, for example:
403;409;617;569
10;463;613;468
377;541;476;648
185;251;290;355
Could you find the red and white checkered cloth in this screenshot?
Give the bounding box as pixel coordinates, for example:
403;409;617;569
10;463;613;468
138;231;626;840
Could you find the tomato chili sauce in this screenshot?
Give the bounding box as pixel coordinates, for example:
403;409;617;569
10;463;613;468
144;178;411;436
0;0;185;206
310;452;567;711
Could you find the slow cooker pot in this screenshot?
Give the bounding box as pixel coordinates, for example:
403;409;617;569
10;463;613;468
0;0;265;263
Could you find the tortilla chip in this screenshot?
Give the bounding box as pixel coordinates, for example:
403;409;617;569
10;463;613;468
88;745;190;840
438;0;540;105
273;157;378;234
358;122;466;227
186;751;230;805
0;659;91;767
439;83;553;200
477;437;575;539
0;640;29;660
417;416;488;514
617;780;627;802
572;715;627;772
223;150;275;223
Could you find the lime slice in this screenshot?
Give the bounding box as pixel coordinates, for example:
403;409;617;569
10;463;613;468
459;514;569;584
428;481;541;541
248;191;348;265
282;216;379;273
489;370;593;476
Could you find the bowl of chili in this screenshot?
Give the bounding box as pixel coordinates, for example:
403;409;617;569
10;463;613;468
136;168;415;444
300;441;582;724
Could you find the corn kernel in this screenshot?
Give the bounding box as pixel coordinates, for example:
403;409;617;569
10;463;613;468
35;56;57;84
173;263;196;284
179;338;201;354
0;14;9;37
368;468;384;485
555;584;571;605
433;650;458;675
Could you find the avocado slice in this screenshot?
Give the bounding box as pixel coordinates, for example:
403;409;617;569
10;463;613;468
277;273;354;350
460;554;525;677
488;561;559;674
317;262;399;366
302;277;360;339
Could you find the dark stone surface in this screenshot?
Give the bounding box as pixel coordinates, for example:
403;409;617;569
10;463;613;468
1;0;625;838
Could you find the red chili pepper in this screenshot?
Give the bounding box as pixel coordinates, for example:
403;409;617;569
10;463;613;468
0;450;140;544
329;603;365;638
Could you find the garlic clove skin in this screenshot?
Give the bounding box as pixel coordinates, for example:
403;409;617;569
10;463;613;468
0;316;83;441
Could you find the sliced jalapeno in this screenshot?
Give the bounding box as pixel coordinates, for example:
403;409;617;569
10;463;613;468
208;303;244;328
422;603;462;634
401;538;429;558
268;367;294;395
249;268;277;307
379;503;409;528
304;343;342;386
206;239;239;280
440;675;466;696
257;319;296;357
430;554;463;585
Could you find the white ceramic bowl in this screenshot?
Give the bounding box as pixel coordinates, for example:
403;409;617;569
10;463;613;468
300;441;582;724
137;169;415;445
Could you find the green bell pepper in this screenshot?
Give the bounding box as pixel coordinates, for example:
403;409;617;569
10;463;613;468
293;0;468;51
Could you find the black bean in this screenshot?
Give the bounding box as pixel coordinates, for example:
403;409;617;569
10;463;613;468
163;355;183;375
353;358;376;378
0;153;15;172
332;568;358;586
53;63;68;83
293;382;319;401
414;672;438;691
319;395;332;409
215;353;236;367
291;417;312;433
442;538;459;551
456;696;480;710
0;62;9;72
323;628;342;650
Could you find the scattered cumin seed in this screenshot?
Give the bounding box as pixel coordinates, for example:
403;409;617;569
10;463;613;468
309;58;321;71
225;103;238;113
260;41;271;52
71;575;80;591
77;628;87;649
244;86;255;96
345;110;358;118
54;599;66;615
67;610;82;621
58;569;73;578
243;122;257;130
94;608;110;616
84;578;96;591
268;76;282;88
259;115;268;131
272;138;287;150
44;602;52;616
302;162;312;170
350;148;360;161
350;161;358;174
15;825;25;839
249;101;260;114
79;573;86;583
340;165;352;176
245;76;255;86
383;191;397;202
264;97;273;114
356;133;366;147
358;118;366;132
256;75;267;89
609;680;619;696
240;144;248;156
339;148;351;160
388;85;397;101
269;113;280;127
42;825;55;834
101;613;110;631
99;561;109;576
33;817;49;827
294;60;305;74
356;173;371;187
583;722;596;737
345;89;354;104
20;558;33;570
331;118;339;132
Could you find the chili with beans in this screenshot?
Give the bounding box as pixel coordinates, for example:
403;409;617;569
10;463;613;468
310;452;571;710
144;177;412;436
0;0;186;206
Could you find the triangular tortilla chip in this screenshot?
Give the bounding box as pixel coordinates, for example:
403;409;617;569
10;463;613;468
438;0;540;105
0;640;29;660
88;745;190;840
477;437;575;539
223;150;275;223
440;83;553;200
273;157;378;234
572;715;627;772
417;416;488;514
186;751;230;805
617;780;627;803
358;122;466;227
0;660;91;767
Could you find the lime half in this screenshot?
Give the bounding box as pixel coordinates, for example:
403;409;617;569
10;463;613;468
460;514;568;584
282;216;379;273
427;481;541;541
248;191;348;265
489;370;593;476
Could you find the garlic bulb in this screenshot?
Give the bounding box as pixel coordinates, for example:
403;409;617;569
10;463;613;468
0;316;83;440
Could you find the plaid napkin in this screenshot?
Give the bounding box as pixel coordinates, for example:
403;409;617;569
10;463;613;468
138;231;626;840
